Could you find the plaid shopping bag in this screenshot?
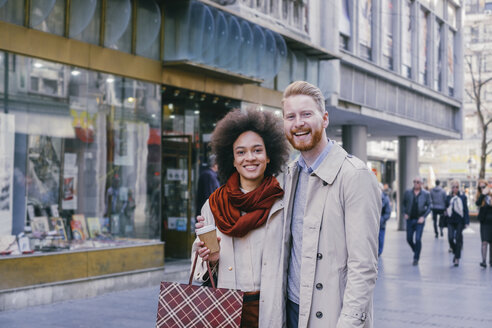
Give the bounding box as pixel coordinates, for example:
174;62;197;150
156;252;243;328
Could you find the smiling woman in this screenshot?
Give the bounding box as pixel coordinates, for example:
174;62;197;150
190;107;290;328
232;131;271;192
211;108;289;184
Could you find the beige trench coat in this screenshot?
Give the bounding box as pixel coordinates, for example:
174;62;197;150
192;195;289;328
283;142;380;328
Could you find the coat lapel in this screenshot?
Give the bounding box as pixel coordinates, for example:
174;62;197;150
298;143;348;328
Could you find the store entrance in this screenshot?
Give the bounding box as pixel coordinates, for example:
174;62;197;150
161;135;193;258
160;85;240;259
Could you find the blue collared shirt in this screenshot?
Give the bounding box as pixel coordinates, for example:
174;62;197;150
297;140;333;173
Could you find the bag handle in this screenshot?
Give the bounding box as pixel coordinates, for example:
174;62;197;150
189;250;216;289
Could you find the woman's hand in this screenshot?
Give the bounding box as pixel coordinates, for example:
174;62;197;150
195;215;206;229
197;239;221;264
195;216;221;264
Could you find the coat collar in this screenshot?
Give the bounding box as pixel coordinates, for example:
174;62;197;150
288;141;347;185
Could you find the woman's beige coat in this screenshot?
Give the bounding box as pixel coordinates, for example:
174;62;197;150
192;196;289;328
283;142;380;328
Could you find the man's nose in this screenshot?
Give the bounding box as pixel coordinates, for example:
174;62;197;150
294;116;305;127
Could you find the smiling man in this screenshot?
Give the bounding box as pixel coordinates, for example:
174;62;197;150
281;81;381;328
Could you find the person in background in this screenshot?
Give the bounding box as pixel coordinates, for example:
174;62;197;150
195;154;220;216
282;81;380;328
476;178;492;268
430;179;447;238
383;183;393;209
445;180;469;267
192;108;290;328
403;176;431;266
379;183;392;256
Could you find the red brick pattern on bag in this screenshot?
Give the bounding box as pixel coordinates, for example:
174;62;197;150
156;281;243;328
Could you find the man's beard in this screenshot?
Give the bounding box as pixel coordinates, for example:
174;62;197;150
286;126;323;151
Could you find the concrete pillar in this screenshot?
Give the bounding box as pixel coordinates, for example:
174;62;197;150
342;125;367;163
397;136;419;231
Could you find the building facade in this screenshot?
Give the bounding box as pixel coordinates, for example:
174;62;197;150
0;0;463;308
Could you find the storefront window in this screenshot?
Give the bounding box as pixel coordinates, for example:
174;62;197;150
402;0;413;78
359;0;372;60
31;0;65;36
419;9;429;85
0;0;24;25
70;0;100;45
381;0;394;70
0;52;161;255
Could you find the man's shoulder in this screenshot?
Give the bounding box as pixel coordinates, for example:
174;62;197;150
343;153;368;170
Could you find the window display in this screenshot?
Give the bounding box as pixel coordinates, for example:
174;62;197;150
0;53;161;256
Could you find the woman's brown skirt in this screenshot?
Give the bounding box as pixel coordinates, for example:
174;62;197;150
240;291;260;328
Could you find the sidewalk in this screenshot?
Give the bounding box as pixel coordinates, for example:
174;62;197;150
1;219;491;327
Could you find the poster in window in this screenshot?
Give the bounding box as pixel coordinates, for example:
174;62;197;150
71;214;88;240
381;0;393;59
54;217;68;240
50;204;59;217
114;122;135;167
31;216;50;234
87;217;102;239
359;0;372;48
401;0;412;70
448;30;454;88
0;113;15;235
62;153;78;210
26;136;62;208
340;0;351;37
18;235;31;253
419;10;429;84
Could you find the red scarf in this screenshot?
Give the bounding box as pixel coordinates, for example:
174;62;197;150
209;171;284;237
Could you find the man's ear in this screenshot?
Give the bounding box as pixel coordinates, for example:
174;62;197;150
323;111;329;129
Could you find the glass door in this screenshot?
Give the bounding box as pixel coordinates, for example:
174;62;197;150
161;135;193;258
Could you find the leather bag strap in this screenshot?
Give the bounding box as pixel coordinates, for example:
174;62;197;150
188;250;216;289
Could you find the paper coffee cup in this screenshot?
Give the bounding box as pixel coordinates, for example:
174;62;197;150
196;225;220;254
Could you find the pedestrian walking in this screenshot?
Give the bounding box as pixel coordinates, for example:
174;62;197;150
403;176;431;265
192;108;290;327
430;179;447;238
445;180;469;267
195;154;220;216
476;178;492;268
282;81;380;328
379;183;392;256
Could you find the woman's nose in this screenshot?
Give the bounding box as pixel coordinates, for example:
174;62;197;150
245;151;255;160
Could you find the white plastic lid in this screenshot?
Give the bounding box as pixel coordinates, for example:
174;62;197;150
195;225;216;235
